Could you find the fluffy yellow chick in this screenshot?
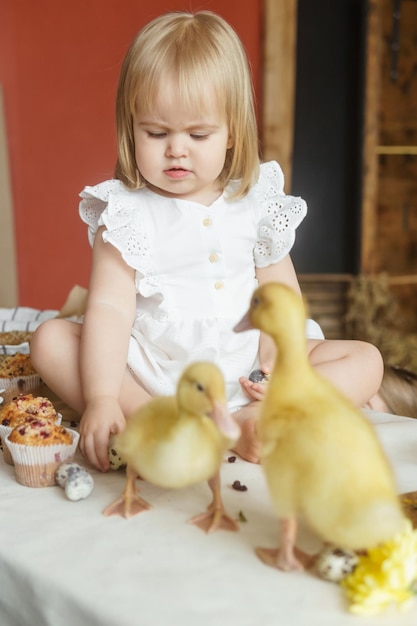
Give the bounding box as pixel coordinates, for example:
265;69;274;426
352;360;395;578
234;282;406;571
103;362;241;533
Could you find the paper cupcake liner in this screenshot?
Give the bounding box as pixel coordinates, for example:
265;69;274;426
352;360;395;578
0;342;30;356
0;413;62;466
0;432;13;465
0;374;42;403
4;428;79;487
0;423;15;465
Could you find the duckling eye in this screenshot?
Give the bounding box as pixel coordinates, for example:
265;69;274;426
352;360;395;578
196;382;205;393
252;296;260;307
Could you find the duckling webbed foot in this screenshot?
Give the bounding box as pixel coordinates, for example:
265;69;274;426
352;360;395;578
103;464;152;519
255;546;313;571
189;504;238;534
256;517;314;571
103;493;152;519
188;473;238;533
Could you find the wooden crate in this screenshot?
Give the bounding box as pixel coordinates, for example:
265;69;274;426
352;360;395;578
299;274;353;339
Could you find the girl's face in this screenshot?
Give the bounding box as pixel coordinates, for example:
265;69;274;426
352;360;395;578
133;80;233;205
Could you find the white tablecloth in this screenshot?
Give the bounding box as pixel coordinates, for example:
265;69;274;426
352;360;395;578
1;411;417;626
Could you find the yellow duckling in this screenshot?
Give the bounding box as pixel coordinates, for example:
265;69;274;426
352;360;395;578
103;362;241;533
234;282;406;571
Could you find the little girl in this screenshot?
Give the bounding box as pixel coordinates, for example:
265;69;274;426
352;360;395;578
31;10;383;470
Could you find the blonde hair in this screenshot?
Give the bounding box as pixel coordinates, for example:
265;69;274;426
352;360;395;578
114;11;259;198
379;364;417;419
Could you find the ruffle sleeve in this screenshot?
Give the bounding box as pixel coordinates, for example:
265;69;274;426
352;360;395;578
253;161;307;268
79;180;159;296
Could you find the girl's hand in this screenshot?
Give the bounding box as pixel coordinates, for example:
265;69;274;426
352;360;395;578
79;396;126;472
238;363;271;402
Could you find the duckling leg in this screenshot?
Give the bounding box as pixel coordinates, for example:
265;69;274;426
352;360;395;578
103;465;152;519
256;518;314;571
188;472;238;534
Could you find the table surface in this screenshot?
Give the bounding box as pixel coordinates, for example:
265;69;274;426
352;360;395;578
1;410;417;626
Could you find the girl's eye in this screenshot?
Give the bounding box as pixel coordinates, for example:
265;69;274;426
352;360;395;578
147;131;166;138
190;134;208;140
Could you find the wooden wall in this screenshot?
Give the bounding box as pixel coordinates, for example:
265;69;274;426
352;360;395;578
375;0;417;274
261;0;297;190
361;0;417;275
360;0;417;332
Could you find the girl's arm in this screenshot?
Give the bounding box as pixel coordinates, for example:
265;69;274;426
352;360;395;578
79;226;137;470
239;254;301;401
256;255;301;368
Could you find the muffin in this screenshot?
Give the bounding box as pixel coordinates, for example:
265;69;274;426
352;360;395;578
5;417;79;487
0;394;60;465
0;353;36;377
0;353;42;402
0;330;32;348
8;417;71;445
0;393;58;423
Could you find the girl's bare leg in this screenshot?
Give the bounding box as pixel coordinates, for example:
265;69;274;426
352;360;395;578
307;338;384;408
231;404;261;464
30;319;150;415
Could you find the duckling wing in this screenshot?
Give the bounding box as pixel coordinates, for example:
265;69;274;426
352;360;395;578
299;414;404;549
112;397;177;470
137;415;226;488
261;403;404;550
115;399;226;489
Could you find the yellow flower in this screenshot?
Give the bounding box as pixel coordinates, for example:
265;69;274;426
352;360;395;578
341;520;417;615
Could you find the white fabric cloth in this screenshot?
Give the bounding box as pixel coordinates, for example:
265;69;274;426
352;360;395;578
79;161;323;409
0;307;58;354
0;411;417;626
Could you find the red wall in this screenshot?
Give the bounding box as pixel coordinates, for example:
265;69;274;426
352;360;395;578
0;0;261;309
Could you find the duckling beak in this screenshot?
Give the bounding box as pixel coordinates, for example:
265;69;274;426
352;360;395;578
210;402;241;442
233;310;253;333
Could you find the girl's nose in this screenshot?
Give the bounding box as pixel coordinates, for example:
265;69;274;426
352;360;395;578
165;135;188;158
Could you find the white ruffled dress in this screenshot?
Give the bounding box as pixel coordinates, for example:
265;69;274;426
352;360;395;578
79;160;323;410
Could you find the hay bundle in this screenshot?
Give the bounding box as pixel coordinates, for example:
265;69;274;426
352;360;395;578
345;273;417;374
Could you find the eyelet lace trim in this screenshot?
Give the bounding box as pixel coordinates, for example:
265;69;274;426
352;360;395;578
79;180;161;297
253;161;307;267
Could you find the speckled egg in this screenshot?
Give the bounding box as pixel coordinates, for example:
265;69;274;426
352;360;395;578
248;369;270;384
315;546;359;582
108;445;127;470
64;472;94;501
55;462;87;487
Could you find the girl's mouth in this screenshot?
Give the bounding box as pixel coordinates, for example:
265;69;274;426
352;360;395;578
164;168;191;180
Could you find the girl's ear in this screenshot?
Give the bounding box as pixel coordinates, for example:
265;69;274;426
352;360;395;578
227;134;234;149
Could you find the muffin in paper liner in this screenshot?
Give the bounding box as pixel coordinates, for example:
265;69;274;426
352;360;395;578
0;413;63;465
0;374;43;403
0;353;43;402
4;428;79;487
